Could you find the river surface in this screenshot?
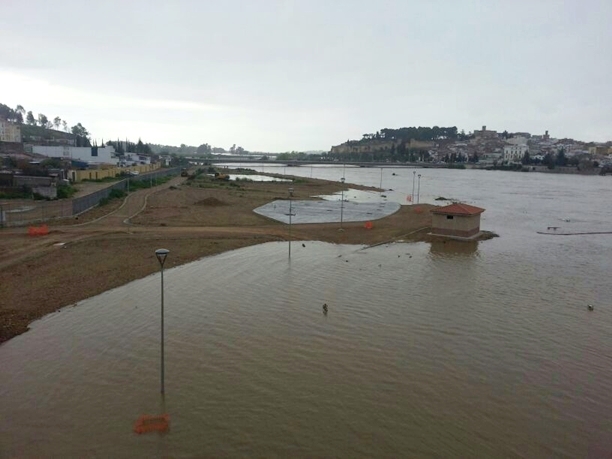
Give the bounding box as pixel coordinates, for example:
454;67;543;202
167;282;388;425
1;167;612;458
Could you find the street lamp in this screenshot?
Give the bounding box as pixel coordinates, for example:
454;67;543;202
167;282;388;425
412;171;416;202
288;187;294;259
155;248;169;395
417;174;422;204
340;177;345;230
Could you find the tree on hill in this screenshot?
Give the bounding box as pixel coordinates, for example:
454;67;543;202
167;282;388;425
521;151;531;165
556;149;568;166
15;105;25;120
26;111;36;125
197;143;212;155
38;113;51;129
0;103;22;123
53;117;62;130
543;153;555;169
135;138;152;154
71;123;90;138
62;120;68;132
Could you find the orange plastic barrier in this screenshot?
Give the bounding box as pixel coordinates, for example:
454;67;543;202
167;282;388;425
364;221;373;229
28;225;49;236
134;414;170;434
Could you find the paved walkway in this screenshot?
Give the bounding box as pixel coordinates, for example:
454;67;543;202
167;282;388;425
254;199;401;224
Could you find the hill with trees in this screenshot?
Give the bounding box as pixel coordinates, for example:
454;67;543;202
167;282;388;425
1;102;92;147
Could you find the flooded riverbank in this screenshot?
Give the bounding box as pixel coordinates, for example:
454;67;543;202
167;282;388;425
2;167;612;457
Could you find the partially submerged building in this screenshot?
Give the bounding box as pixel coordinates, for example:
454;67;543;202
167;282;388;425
431;203;485;239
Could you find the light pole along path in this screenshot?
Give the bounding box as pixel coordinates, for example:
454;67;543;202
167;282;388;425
155;248;169;395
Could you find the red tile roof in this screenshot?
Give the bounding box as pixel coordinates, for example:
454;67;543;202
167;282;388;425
431;203;485;216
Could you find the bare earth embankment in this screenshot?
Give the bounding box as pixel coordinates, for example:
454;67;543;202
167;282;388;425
0;172;435;344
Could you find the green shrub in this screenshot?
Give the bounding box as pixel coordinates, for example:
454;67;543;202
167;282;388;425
57;184;77;199
109;189;126;199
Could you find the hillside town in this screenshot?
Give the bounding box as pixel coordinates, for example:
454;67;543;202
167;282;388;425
329;126;612;171
2;101;612;206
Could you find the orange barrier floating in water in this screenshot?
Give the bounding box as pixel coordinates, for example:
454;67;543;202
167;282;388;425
364;221;373;229
28;225;49;236
133;414;170;434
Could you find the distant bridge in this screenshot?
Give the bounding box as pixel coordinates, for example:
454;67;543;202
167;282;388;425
206;158;448;168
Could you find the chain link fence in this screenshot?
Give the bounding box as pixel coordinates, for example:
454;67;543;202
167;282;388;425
0;167;180;228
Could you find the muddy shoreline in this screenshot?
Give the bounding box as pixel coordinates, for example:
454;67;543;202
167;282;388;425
1;173;439;344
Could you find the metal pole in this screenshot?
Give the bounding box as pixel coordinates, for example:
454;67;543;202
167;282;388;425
340;177;345;230
417;174;422;204
412;171;416;202
160;263;165;394
288;187;294;259
340;189;344;229
380;168;383;190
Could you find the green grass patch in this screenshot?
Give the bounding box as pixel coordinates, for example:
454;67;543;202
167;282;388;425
57;184;77;199
127;174;173;192
82;176;121;183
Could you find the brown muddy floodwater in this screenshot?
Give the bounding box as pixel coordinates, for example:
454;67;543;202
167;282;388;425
1;168;612;458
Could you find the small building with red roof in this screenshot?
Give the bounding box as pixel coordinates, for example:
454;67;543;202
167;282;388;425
431;203;485;239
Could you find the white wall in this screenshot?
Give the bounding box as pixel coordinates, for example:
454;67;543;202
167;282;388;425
503;144;528;162
507;136;528;146
32;145;117;165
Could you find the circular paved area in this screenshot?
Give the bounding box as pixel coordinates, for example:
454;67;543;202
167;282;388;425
254;199;401;224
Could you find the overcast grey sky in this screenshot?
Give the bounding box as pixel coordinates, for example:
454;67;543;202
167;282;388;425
2;0;611;151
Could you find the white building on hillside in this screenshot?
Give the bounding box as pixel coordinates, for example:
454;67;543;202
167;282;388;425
32;145;118;165
0;119;22;142
503;137;528;163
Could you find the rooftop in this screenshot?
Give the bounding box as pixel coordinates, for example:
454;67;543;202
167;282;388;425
431;203;485;216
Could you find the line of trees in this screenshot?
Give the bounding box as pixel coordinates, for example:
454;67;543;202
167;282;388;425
358;126;460;143
1;102;91;141
105;139;152;155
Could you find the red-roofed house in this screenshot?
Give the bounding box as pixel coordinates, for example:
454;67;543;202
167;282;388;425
431;203;485;239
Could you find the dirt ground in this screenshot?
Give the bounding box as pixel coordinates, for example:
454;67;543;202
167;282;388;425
0;171;436;344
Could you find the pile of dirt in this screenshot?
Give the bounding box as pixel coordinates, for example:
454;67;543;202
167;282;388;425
195;197;227;207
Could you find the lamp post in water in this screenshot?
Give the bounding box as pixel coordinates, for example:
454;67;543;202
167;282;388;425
155;248;169;394
412;170;416;202
417;174;422;204
340;177;345;230
288;187;294;259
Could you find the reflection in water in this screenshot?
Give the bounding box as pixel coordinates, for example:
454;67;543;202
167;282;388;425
429;240;479;257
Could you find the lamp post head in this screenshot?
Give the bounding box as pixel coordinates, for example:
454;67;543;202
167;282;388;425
155;248;170;267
